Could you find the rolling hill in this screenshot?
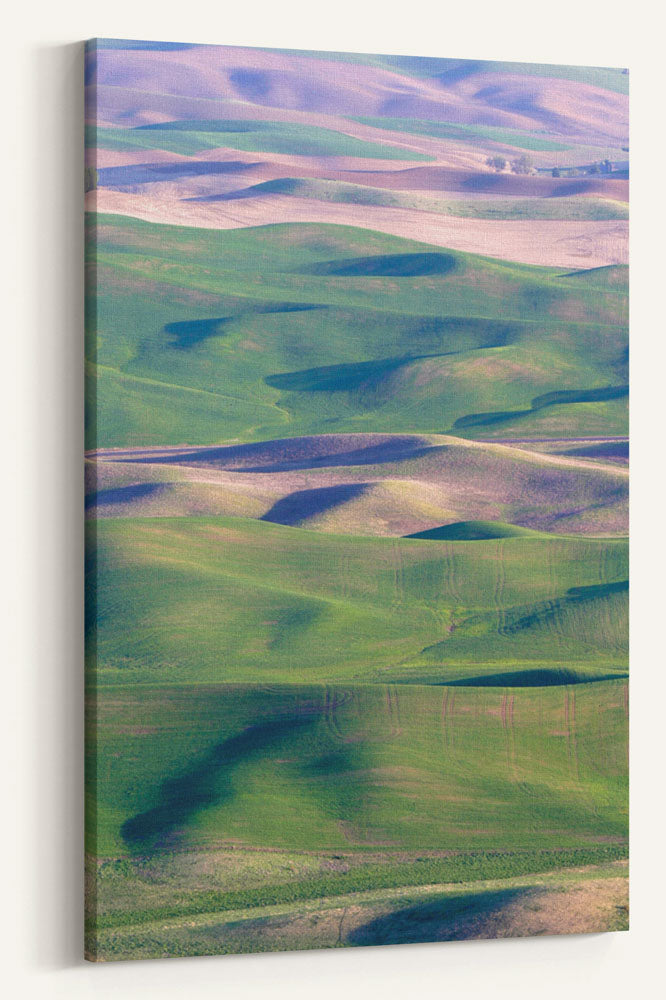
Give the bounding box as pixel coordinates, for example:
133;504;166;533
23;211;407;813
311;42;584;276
87;432;628;536
84;42;629;961
86;215;627;450
87;514;627;686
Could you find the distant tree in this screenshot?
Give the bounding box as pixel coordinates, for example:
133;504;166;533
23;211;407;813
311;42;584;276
84;166;98;193
552;167;561;178
511;154;534;175
485;155;507;173
588;162;601;175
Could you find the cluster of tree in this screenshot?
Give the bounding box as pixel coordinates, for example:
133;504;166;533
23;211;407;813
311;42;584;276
485;156;506;173
587;159;613;175
551;159;614;179
84;166;98;193
510;154;534;175
485;154;535;175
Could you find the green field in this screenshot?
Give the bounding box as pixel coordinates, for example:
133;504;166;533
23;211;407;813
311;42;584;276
86;214;629;958
87;675;627;956
89;122;433;161
87;516;627;686
86;214;627;449
355;115;573;152
219;178;629;220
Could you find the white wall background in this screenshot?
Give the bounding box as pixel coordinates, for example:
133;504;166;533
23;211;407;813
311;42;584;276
4;2;665;996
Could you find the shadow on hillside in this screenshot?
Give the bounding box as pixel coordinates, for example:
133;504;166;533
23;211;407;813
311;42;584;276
85;482;163;509
261;483;369;526
121;436;440;473
164;302;325;350
121;712;319;850
348;887;531;946
303;252;458;278
442;668;628;687
562;440;629;461
98;160;260;188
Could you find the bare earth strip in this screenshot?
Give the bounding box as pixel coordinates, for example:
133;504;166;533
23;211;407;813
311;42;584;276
93;862;628;959
90;189;628;269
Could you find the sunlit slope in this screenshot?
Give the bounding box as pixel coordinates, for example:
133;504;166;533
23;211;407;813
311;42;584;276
87;432;628;536
193;178;629;220
89;681;628;857
86;215;628;448
88;516;627;685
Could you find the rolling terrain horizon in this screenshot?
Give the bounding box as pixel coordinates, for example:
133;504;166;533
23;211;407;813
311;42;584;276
85;39;628;960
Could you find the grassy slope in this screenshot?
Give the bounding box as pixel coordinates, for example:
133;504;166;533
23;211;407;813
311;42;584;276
91;860;628;959
86;214;628;448
89;122;432;161
88;515;627;686
216;178;629;219
89;680;628;859
354;115;573;152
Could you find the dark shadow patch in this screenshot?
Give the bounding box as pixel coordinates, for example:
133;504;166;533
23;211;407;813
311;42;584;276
121;713;318;850
462;172;514;193
187;178;307;203
228;69;272;101
405;520;539;541
432;59;486;85
453;384;628;431
261;484;369;526
120;436;440;473
421;579;628;659
163;303;325;350
265;320;518;395
165;317;231;349
559;264;629;286
566;579;628;602
551;180;604;197
85;483;163;509
499;579;628;637
348;888;530;946
561;440;629;461
444;668;628;687
98;160;259;189
304;252;458;278
266;357;412;393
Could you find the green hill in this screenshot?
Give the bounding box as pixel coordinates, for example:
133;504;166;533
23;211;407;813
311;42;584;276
89;121;433;161
86;215;628;449
88;515;627;687
89;680;628;858
405;520;547;540
220;178;628;220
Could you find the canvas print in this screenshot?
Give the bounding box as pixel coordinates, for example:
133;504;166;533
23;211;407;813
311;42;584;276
84;39;629;961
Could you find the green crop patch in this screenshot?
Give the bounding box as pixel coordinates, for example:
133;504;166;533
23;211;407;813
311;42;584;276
86;216;627;448
90;122;433;161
